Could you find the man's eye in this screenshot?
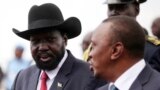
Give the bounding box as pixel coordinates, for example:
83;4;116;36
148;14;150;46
47;37;57;42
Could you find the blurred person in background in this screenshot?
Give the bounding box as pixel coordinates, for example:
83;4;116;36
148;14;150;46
81;31;93;62
81;31;92;53
151;17;160;39
145;17;160;61
0;66;4;90
145;17;160;72
5;45;30;90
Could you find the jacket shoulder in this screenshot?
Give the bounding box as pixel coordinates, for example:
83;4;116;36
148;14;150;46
11;65;39;90
131;65;160;90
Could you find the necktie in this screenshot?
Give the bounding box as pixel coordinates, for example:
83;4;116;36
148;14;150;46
110;84;119;90
40;71;48;90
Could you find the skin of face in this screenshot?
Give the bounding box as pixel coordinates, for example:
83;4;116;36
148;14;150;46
107;3;138;18
89;22;117;80
30;30;67;71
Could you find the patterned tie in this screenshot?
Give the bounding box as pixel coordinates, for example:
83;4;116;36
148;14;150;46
110;84;119;90
40;71;48;90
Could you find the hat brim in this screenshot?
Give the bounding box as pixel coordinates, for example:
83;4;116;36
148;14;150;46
104;1;132;4
104;0;146;4
13;17;81;40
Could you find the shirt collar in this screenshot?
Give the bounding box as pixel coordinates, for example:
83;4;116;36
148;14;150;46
109;59;146;90
40;50;68;80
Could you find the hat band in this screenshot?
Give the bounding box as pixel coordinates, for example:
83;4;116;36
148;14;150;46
29;19;63;29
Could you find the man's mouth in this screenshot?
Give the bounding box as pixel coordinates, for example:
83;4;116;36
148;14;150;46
39;54;51;62
89;61;94;72
90;65;94;72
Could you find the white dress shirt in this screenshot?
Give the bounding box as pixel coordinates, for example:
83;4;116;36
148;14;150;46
109;59;146;90
37;50;68;90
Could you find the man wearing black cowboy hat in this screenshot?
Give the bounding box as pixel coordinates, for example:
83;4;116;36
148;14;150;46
11;3;105;90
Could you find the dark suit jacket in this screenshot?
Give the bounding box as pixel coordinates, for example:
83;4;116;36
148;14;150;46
97;64;160;90
148;47;160;72
144;41;158;62
144;41;160;72
11;50;105;90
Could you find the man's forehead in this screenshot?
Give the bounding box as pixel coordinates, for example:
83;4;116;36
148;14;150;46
94;23;111;37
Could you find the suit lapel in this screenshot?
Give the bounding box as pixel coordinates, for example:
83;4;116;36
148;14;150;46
129;80;142;90
129;64;152;90
28;66;40;90
50;72;69;90
50;50;75;90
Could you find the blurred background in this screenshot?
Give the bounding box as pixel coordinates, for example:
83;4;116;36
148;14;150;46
0;0;159;89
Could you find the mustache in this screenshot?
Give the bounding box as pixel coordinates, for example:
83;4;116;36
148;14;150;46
36;51;54;57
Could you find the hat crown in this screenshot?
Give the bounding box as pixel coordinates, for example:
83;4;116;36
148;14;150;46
28;3;64;29
12;3;81;40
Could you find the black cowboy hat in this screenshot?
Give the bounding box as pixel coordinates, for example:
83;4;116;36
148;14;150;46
105;0;147;4
12;3;81;40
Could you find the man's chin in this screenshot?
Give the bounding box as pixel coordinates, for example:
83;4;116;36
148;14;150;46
91;69;101;79
94;73;102;80
35;60;59;71
36;64;58;71
90;66;98;77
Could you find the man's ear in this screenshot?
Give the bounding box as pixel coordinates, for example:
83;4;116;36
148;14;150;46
63;34;68;45
111;42;124;60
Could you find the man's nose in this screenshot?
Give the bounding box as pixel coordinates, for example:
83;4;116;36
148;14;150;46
38;40;49;51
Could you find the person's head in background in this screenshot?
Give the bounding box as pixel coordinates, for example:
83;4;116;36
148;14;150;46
15;45;24;59
106;0;146;19
82;31;93;52
151;17;160;39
